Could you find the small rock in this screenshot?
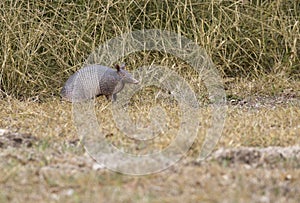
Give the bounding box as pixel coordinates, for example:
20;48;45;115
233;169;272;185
285;174;292;180
0;129;8;136
92;163;105;171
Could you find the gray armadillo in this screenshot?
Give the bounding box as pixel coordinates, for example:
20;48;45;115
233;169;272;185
61;64;139;102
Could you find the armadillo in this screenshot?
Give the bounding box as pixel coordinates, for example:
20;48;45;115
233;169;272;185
61;64;139;102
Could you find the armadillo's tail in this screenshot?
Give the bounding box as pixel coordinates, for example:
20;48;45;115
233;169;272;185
60;86;72;102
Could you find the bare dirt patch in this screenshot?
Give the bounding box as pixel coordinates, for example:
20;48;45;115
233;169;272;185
0;129;38;149
205;146;300;169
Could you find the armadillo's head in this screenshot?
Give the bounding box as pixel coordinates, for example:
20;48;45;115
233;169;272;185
115;64;139;84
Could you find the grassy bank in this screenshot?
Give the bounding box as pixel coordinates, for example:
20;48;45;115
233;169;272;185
0;0;299;100
0;1;299;202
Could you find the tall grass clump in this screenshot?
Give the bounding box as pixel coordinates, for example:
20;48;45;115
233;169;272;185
0;0;299;100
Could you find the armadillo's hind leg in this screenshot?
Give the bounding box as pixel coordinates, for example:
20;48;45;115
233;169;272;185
105;94;117;102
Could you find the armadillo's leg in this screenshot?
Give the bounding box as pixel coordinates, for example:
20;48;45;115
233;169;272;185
105;94;117;102
112;94;117;102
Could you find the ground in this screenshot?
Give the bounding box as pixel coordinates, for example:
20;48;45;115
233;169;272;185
0;79;299;203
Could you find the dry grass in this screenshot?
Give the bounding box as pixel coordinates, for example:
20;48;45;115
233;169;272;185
0;81;299;202
0;0;300;202
0;0;299;100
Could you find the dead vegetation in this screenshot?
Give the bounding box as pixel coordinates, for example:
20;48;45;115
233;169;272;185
0;0;299;202
0;90;299;202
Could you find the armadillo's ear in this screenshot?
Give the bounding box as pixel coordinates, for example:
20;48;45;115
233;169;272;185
120;64;126;69
115;64;120;72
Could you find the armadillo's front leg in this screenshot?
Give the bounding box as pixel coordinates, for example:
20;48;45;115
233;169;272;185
112;94;117;102
105;94;117;102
